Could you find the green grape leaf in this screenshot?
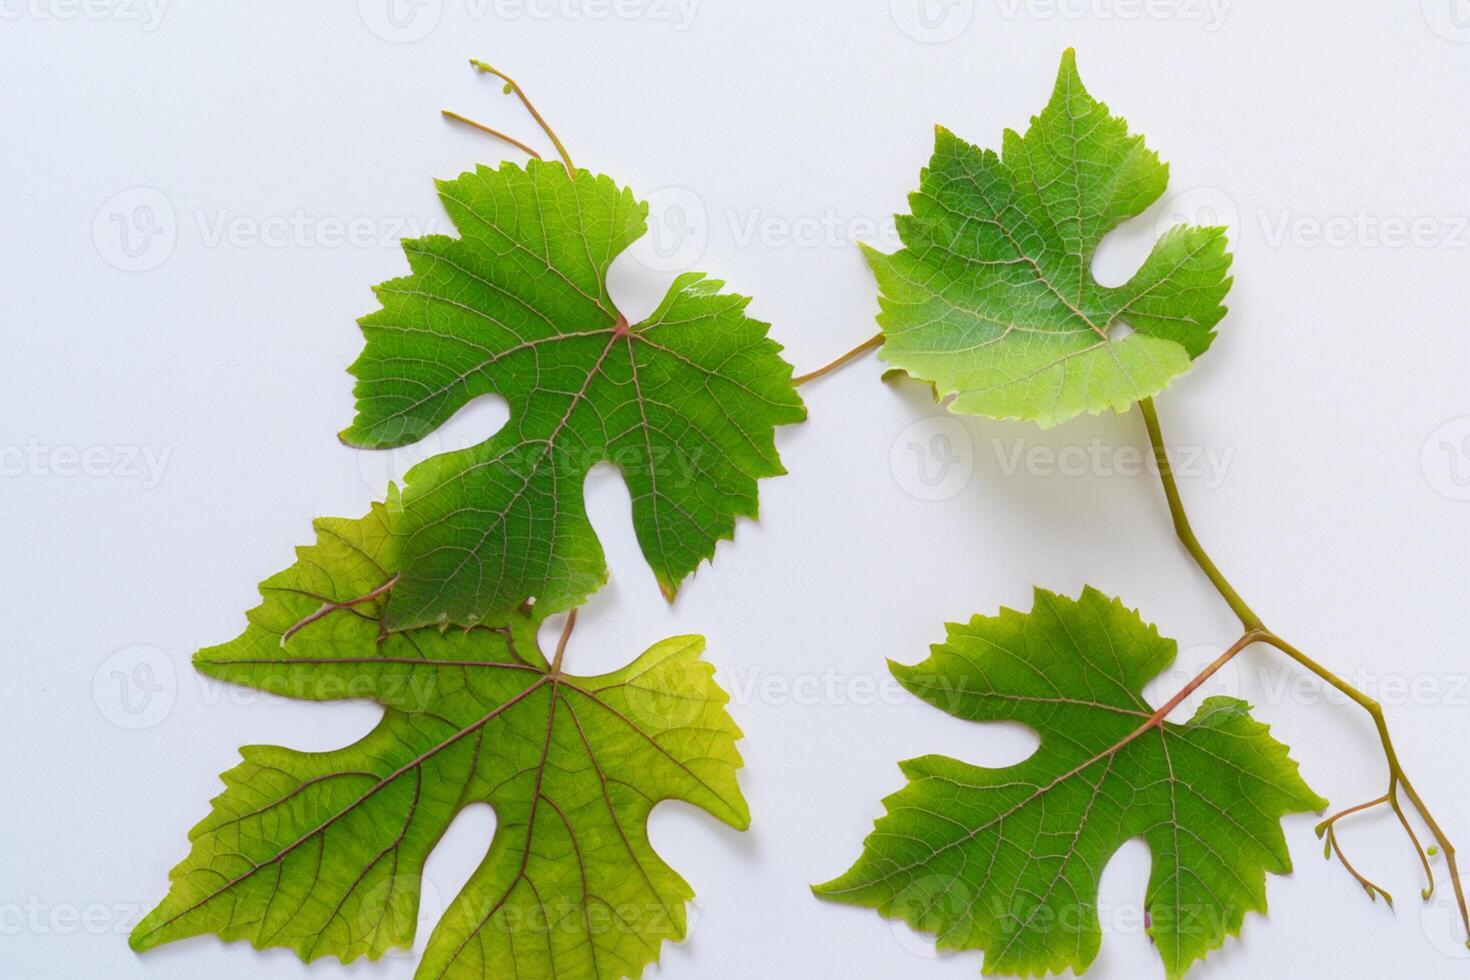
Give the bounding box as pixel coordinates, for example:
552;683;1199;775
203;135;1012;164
867;50;1233;427
341;158;806;629
814;587;1324;980
131;500;749;980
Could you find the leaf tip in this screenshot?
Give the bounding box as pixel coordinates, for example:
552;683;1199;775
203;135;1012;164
1058;47;1080;81
128;916;159;953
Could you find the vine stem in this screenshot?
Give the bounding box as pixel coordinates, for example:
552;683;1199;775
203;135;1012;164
1138;398;1261;631
793;332;883;386
468;59;575;176
1138;396;1469;945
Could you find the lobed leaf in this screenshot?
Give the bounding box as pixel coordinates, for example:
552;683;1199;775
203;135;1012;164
814;587;1324;979
342;160;806;629
868;50;1233;427
132;501;749;980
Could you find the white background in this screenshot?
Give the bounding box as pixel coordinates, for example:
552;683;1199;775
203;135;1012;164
3;2;1469;978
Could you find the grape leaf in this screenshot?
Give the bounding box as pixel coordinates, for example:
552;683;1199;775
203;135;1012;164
814;587;1325;979
131;499;749;979
340;158;806;629
866;49;1233;427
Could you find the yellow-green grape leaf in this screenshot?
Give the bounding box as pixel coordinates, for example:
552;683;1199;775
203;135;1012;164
131;501;749;980
341;159;806;629
814;588;1325;980
867;50;1233;427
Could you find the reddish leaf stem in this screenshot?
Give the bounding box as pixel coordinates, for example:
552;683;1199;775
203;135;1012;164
550;608;577;675
280;573;399;646
440;109;544;160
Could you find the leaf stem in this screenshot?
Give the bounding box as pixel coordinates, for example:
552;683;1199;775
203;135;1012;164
550;608;577;675
1140;395;1469;945
440;109;544;160
469;59;575;176
1148;629;1265;725
793;332;884;386
1138;397;1261;631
